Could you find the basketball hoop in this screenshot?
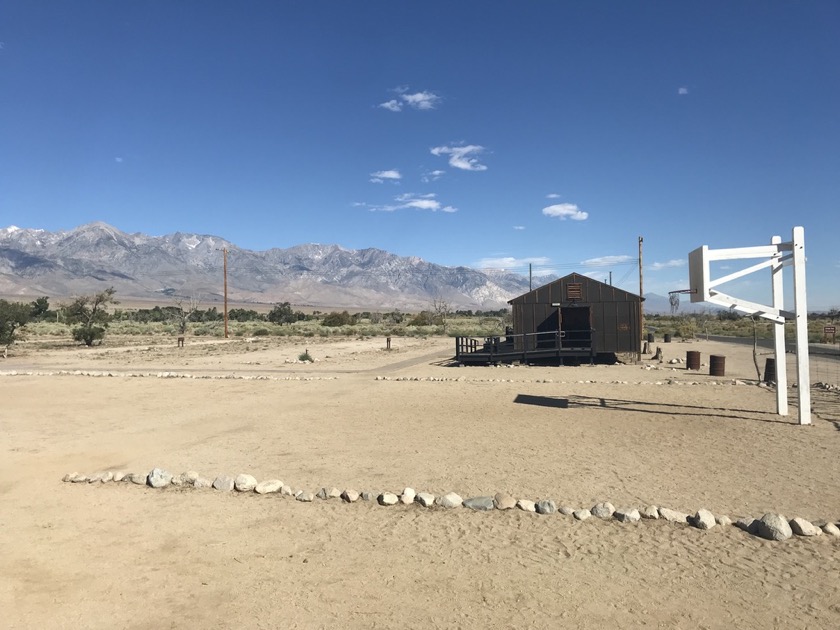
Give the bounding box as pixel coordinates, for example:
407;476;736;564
667;289;697;316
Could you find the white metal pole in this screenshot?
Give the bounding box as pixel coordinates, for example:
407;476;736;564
770;236;788;415
791;226;810;425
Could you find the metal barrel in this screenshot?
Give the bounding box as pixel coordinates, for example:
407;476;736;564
709;355;726;377
664;333;672;343
763;358;776;383
647;333;654;343
686;350;701;370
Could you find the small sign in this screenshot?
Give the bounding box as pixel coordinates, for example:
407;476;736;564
618;323;630;332
825;326;836;334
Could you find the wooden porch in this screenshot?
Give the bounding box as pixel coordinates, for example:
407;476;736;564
455;329;597;365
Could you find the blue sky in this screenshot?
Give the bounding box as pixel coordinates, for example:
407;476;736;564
2;2;838;309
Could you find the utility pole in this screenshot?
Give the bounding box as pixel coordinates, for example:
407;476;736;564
529;263;532;291
638;236;644;361
223;247;229;339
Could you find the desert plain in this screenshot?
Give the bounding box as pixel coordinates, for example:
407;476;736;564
2;334;840;629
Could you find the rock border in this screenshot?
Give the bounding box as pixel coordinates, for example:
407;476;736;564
62;468;840;543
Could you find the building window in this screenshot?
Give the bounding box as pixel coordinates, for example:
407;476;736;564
567;283;583;301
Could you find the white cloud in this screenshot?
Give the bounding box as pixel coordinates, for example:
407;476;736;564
678;86;689;95
513;226;525;231
114;157;123;163
369;169;402;183
362;192;457;213
542;203;588;221
475;256;551;270
421;169;445;183
430;144;488;171
649;259;686;271
379;87;441;112
379;99;402;112
398;88;441;110
546;193;561;199
581;255;633;267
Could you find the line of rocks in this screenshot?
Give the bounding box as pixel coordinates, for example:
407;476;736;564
0;370;337;381
62;469;840;542
0;370;776;388
375;375;760;386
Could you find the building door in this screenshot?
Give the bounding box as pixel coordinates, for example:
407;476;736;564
536;310;559;349
560;307;591;349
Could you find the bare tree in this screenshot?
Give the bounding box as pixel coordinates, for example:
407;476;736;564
431;296;452;334
172;295;202;335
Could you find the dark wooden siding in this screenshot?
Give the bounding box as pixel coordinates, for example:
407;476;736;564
509;273;641;355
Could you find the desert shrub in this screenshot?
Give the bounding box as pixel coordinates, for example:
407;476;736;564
408;311;434;326
72;325;106;346
298;350;313;362
1;299;30;354
252;328;271;336
64;287;118;346
322;311;353;327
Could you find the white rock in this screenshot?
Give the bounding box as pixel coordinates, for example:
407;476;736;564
717;515;732;527
416;492;435;507
658;507;689;523
517;499;536;513
591;502;615;519
128;472;147;485
756;513;793;541
180;471;200;484
641;505;659;519
255;479;283;494
438;492;463;508
327;487;341;499
170;475;184;486
88;472;104;483
378;492;399;506
280;485;294;496
735;517;758;534
112;471;127;482
494;493;517;510
400;487;416;504
789;517;821;537
296;491;314;502
559;505;575;516
100;471;114;483
341;489;360;503
614;508;641;523
694;509;717;530
234;474;258;492
193;477;213;488
63;472;77;482
573;509;591;521
147;468;173;488
213;476;235;492
821;523;840;537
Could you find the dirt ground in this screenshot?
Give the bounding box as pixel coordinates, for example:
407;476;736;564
2;335;840;629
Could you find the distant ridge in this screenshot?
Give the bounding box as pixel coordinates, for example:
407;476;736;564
0;222;559;310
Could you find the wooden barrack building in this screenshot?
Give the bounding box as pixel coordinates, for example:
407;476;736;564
456;273;642;364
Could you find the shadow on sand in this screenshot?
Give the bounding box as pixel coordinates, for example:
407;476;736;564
513;393;796;426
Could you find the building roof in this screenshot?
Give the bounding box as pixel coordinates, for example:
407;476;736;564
508;272;643;305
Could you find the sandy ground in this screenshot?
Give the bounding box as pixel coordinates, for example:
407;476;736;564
2;335;840;629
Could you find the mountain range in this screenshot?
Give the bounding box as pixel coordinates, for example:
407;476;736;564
1;222;700;313
0;222;562;310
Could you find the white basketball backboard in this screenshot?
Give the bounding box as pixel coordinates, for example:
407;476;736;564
687;246;708;303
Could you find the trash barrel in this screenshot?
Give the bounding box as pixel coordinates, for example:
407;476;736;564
664;333;672;343
647;333;654;343
686;350;701;370
710;355;726;377
764;358;776;383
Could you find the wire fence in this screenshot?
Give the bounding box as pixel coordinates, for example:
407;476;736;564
807;344;840;424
